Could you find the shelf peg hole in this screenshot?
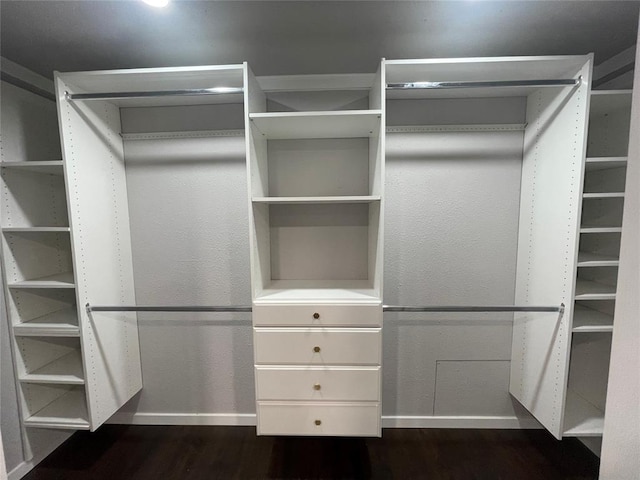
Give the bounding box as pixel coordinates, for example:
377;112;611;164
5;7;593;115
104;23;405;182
313;346;321;353
313;312;320;319
315;420;322;426
313;383;321;391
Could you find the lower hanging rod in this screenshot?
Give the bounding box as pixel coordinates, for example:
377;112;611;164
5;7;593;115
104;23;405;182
383;305;564;313
86;304;563;314
65;87;244;102
386;78;580;90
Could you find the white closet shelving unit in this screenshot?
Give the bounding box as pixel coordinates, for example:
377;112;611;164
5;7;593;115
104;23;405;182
9;56;627;443
1;156;90;430
563;89;632;437
12;64;246;432
246;67;385;436
384;56;593;439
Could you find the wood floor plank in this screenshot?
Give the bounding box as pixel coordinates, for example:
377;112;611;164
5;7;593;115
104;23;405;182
23;426;599;479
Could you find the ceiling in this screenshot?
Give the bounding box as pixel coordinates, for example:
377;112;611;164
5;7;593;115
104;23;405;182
1;1;639;79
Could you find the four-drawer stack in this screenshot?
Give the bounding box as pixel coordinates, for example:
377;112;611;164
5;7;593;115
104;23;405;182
253;303;382;436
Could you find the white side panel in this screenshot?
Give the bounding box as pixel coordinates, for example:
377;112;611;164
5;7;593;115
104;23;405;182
600;26;640;479
511;60;591;439
55;76;142;430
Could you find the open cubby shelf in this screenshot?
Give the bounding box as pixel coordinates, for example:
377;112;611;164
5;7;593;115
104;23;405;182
577;251;619;267
563;390;604;437
572;305;614;333
19;350;85;385
13;307;80;337
23;389;90;430
8;272;75;289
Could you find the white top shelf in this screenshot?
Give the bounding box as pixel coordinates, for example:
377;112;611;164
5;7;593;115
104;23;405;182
13;307;80;337
574;279;617;300
590;90;632;116
577;251;619;267
585;157;627;171
256;280;380;304
24;389;90;430
572;305;614;333
19;351;85;385
563;390;604;437
0;161;64;175
9;272;76;289
249;110;382;139
252;196;381;205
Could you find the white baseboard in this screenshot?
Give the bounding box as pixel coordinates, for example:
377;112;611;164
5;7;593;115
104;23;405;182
107;412;257;426
381;415;542;429
7;437;67;480
108;412;541;430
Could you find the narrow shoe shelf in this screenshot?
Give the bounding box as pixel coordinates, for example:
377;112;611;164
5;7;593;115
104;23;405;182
8;272;75;289
13;307;80;337
19;350;85;385
577;252;619;267
574;279;617;300
252;196;381;205
23;389;90;430
0;161;64;175
572;305;614;333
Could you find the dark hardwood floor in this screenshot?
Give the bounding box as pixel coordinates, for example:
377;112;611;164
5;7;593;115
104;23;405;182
24;426;599;480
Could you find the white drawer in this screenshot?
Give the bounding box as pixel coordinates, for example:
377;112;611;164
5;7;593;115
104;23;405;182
254;328;381;365
255;366;380;401
257;402;380;436
253;304;382;327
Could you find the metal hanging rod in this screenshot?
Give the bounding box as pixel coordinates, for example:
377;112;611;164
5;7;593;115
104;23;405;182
65;87;244;102
386;78;580;91
87;304;251;313
86;304;563;314
383;305;564;313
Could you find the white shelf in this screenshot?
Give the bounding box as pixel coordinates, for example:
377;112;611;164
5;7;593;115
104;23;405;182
577;251;619;267
256;280;380;303
249;110;382;139
8;272;75;289
589;90;633;116
582;192;624;199
574;279;617;300
580;227;622;234
0;161;64;175
13;308;80;337
252;196;381;205
23;389;90;430
19;351;85;385
2;227;71;233
572;305;614;333
585;157;627;171
563;390;604;437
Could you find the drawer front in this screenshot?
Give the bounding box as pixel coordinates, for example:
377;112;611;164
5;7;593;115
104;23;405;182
254;328;381;365
253;304;382;327
256;366;380;401
257;402;380;436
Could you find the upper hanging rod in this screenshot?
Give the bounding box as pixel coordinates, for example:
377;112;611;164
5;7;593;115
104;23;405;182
65;87;244;102
86;303;563;314
386;77;580;91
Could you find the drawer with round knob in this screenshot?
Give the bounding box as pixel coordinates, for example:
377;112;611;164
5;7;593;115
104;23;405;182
257;402;380;436
254;328;381;365
252;304;382;327
255;366;380;401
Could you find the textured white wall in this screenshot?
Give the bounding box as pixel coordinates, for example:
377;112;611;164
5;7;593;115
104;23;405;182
118;106;255;417
600;26;640;480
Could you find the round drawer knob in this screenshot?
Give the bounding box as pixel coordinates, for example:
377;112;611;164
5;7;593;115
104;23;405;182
313;312;320;319
313;346;321;353
313;383;321;391
315;419;322;426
